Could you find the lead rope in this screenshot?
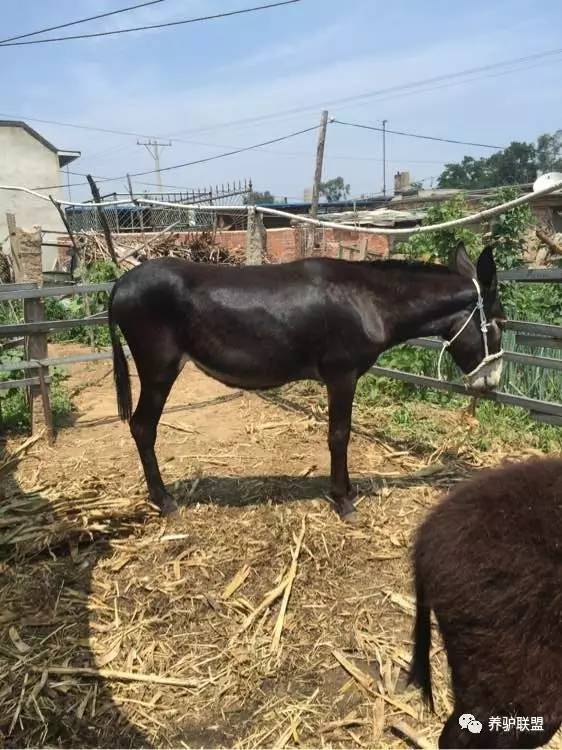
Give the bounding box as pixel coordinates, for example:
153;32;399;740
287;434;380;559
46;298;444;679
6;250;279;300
437;278;503;382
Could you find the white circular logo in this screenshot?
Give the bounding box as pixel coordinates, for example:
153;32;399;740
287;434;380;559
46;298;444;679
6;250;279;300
468;720;483;734
459;714;475;729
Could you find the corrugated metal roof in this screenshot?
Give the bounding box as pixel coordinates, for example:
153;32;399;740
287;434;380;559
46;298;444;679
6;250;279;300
320;207;426;226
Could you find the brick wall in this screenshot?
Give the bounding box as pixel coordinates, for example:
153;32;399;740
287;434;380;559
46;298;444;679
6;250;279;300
57;226;389;268
263;226;389;263
265;228;299;262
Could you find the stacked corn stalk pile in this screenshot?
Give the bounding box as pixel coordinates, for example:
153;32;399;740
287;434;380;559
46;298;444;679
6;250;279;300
76;230;244;270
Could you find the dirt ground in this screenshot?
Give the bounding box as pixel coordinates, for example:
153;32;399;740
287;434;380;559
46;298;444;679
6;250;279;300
1;343;561;749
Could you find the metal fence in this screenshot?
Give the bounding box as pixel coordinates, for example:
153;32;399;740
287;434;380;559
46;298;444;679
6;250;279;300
1;266;561;435
65;180;252;234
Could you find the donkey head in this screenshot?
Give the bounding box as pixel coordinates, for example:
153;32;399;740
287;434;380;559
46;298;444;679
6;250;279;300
446;244;506;391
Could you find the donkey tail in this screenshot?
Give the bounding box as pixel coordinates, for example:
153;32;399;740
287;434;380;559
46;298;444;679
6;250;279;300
408;565;435;711
108;288;132;423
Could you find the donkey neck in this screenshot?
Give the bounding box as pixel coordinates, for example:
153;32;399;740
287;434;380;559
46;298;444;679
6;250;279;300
362;262;477;344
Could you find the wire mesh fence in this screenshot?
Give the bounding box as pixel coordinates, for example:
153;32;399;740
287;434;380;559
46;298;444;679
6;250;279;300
65;180;252;233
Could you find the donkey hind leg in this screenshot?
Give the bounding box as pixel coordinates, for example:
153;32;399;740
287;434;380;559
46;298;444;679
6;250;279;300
439;712;478;749
325;371;357;522
130;368;179;515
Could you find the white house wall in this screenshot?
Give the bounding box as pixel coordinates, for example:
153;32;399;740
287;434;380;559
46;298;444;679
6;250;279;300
0;126;66;271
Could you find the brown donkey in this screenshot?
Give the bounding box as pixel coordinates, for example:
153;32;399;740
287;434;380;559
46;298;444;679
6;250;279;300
410;456;562;748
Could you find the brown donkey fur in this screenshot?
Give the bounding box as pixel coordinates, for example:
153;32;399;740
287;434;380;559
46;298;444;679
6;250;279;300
409;456;562;749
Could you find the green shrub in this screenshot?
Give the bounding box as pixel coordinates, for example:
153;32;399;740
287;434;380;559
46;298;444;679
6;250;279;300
0;349;72;431
47;260;121;348
396;195;482;264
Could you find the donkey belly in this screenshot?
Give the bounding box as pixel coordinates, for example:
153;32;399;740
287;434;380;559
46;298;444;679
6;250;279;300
186;339;319;390
190;357;312;390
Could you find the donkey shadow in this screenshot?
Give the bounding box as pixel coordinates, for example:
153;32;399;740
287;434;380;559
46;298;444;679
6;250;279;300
0;441;149;749
166;466;471;511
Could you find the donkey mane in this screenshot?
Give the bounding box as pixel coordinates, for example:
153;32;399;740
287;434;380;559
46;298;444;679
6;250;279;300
365;258;455;275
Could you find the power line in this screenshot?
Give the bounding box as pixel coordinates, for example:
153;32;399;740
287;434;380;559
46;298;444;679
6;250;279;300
1;46;559;144
0;0;166;45
334;57;562;119
32;180;91;191
0;0;302;47
33;176;213;192
57;146;446;191
37;124;320;188
0;109;445;165
32;128;493;193
0;112;177;140
104;124;322;181
332;119;503;150
165;46;562;137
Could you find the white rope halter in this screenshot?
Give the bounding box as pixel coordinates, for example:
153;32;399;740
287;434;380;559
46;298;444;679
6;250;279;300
437;278;504;382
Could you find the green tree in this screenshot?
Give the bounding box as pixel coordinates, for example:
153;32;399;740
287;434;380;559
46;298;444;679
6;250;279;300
437;156;488;189
319;176;350;201
536;129;562;173
438;142;537;189
437;131;562;190
486;141;537;186
244;190;275;204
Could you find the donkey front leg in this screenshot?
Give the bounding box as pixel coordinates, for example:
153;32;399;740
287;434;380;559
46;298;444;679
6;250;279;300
326;372;357;522
130;376;178;515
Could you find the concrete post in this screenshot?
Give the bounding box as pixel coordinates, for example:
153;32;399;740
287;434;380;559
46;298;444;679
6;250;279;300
245;207;266;265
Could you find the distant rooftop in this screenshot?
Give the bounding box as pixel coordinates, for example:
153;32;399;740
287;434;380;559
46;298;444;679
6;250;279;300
321;206;426;227
0;120;81;167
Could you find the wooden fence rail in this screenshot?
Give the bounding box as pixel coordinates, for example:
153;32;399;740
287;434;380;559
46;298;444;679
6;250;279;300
0;282;113;302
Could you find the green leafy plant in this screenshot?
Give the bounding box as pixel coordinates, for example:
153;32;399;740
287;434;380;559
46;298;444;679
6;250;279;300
396;195;481;264
47;259;121;348
486;187;534;271
0;349;72;431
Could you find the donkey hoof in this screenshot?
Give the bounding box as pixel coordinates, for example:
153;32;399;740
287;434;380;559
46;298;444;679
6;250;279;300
340;509;359;524
336;501;359;523
159;496;179;516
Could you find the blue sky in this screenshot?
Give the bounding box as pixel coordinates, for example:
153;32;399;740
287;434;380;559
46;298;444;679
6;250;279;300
2;0;562;201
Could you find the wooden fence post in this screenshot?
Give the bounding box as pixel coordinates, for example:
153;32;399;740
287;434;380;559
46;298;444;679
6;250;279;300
9;221;54;442
245;207;266;265
86;174;118;264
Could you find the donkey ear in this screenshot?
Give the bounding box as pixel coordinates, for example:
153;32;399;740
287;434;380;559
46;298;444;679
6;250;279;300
451;243;476;279
476;245;497;289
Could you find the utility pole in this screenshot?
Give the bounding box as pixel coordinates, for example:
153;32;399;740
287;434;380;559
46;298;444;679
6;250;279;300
310;110;329;218
382;119;387;197
137;139;172;192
